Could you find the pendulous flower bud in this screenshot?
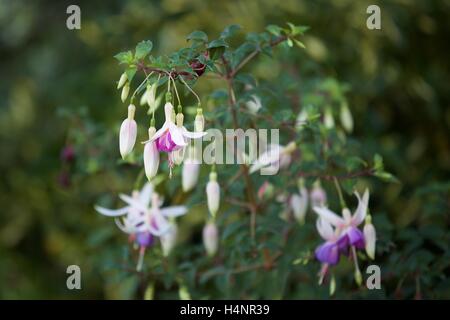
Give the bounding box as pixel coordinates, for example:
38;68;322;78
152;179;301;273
160;223;178;257
206;171;220;217
203;222;218;256
144;127;160;180
121;83;130;103
194;108;205;132
310;181;327;207
340;101;353;133
364;215;376;260
119;104;137;159
117;72;127;89
290;187;309;225
182;162;200;194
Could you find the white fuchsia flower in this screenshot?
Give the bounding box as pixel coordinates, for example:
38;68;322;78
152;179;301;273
143;126;160;180
119;104;137;159
313;190;369;271
203;222;218;256
249;141;296;175
95;183;188;270
145;102;206;171
206;171;220;216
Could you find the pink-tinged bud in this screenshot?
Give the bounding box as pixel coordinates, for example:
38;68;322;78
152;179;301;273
203;222;218;256
257;181;274;201
290;191;308;225
194;109;205;132
119;104;137;158
60;145;75;162
206;172;220;216
310;182;327;207
144;127;159;180
182;161;200;192
364;215;376;260
160;224;177;257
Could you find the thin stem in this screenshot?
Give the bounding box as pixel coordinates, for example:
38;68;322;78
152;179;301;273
170;75;181;107
333;176;347;209
131;72;154;102
179;75;201;106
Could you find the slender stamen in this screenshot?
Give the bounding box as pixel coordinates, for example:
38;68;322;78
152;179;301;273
136;246;146;272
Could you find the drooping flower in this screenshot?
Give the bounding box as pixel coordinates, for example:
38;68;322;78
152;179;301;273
143;126;160;180
249;141;296;175
203;222;218;256
363;214;376;260
313;189;370;252
315;217;341;265
145;102;206;172
95;183;188;270
119;104;137;159
206;171;220;217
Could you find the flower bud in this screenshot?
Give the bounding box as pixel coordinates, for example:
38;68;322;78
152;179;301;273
146;84;157;107
121;83;130;103
364;215;376;260
290;191;308;225
182;162;200;192
245;95;262;114
340;101;353;133
310;181;327;207
206;171;220;216
176;112;184;127
117;72;127;89
257;181;274;201
164;102;174;121
203;222;218;256
194;108;205;132
144;127;159;180
354;268;362;286
160;223;177;257
324;107;335;129
119;104;137;158
140;88;149;106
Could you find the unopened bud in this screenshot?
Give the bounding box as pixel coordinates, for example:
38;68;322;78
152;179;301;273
117;72;127;89
121;83;130;103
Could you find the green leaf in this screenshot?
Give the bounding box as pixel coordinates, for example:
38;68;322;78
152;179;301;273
374;171;400;183
207;38;228;49
287;23;309;36
373;153;384;171
186;30;208;43
125;66;137;82
220;24;241;39
287;38;293;47
266;24;283;36
135;40;153;60
293;39;306;49
114;51;133;64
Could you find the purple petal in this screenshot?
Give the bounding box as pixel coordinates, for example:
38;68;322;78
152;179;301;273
136;232;154;247
346;227;365;249
156;131;180;153
315;241;340;265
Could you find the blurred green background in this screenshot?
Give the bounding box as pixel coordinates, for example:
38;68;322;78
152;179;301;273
0;0;449;299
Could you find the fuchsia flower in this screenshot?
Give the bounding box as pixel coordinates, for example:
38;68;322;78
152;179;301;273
249;142;296;175
313;189;372;281
95;182;188;270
